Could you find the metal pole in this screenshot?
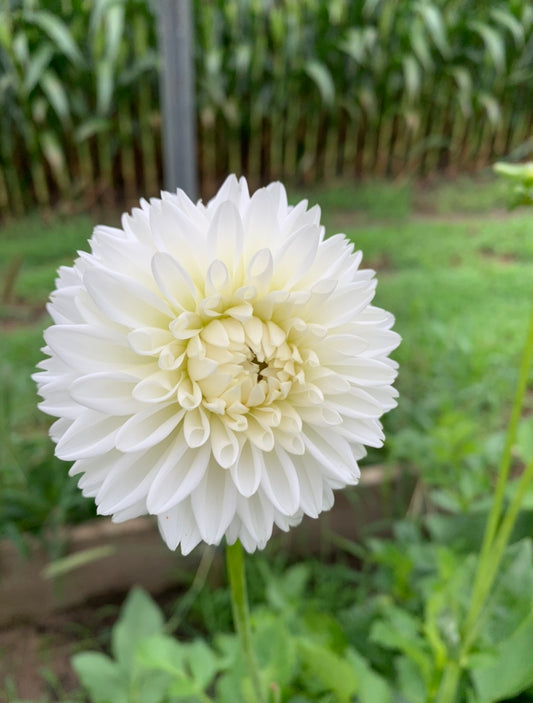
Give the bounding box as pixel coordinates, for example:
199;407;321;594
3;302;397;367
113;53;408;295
157;0;198;200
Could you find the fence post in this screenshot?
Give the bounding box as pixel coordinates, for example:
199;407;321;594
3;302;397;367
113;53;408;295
157;0;198;200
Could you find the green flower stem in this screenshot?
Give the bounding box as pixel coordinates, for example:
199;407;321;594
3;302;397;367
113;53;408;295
436;297;533;703
226;540;266;703
461;299;533;644
461;455;533;653
435;663;461;703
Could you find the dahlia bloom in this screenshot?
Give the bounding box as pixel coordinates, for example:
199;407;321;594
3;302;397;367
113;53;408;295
34;176;400;554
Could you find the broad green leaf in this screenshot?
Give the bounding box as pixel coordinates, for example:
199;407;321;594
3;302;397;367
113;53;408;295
471;609;533;702
402;55;421;101
347;649;393;703
494;161;533;182
370;606;432;683
25;10;84;67
469;21;506;73
340;28;367;64
478;92;501;127
396;656;427;703
254;612;297;689
40;131;68;187
415;1;449;58
490;8;524;46
71;652;128;703
96;58;114;116
23;43;53;95
185;639;221;690
304;60;335;107
135;634;186;675
40;70;70;125
298;640;357;703
409;22;433;72
75;117;112;142
265;563;310;611
105;3;125;66
111;587;165;670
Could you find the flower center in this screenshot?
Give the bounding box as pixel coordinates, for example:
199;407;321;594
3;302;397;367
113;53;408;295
182;316;303;430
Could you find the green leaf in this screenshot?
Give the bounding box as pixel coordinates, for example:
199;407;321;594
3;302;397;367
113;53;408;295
25;10;84;67
40;70;70;125
415;1;449;58
75;117;112;142
23;44;54;95
71;652;128;703
490;8;524;46
471;609;533;702
469;21;506;73
43;545;115;579
254;612;297;689
370;606;432;683
304;60;335;107
347;649;393;703
40;131;68;188
478;92;501;127
104;3;125;65
96;59;115;116
185;639;221;690
111;588;165;670
402;55;421;101
298;640;358;703
135;634;186;675
494;162;533;183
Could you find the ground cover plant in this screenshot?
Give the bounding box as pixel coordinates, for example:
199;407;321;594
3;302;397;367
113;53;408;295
1;175;532;701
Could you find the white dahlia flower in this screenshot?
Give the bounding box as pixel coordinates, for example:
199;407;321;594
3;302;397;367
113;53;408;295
34;176;400;554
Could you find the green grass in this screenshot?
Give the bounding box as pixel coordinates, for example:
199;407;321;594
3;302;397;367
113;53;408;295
1;176;532;541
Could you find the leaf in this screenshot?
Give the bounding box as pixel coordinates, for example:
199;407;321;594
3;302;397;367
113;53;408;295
402;55;421;101
253;611;298;689
111;588;165;670
494;162;533;183
71;652;128;703
298;640;358;703
469;21;506;73
415;1;449;58
25;10;84;67
96;58;115;116
347;649;393;703
478;92;501;127
43;545;115;579
304;60;335;107
40;131;68;188
40;70;71;125
135;634;186;674
370;605;432;683
470;609;533;702
23;44;54;95
490;8;524;47
75;117;112;142
104;3;125;65
185;639;221;690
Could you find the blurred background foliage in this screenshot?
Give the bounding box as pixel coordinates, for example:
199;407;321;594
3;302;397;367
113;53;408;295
0;0;532;216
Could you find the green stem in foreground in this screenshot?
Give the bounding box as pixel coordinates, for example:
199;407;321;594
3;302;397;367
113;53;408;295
461;300;533;643
436;297;533;703
226;540;266;703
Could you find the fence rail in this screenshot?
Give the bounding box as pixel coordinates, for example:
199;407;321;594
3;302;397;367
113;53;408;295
1;0;532;217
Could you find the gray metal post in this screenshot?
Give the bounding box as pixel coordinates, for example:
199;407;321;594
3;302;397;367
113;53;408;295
157;0;198;200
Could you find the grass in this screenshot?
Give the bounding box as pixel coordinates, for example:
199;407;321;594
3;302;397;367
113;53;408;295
0;175;532;542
